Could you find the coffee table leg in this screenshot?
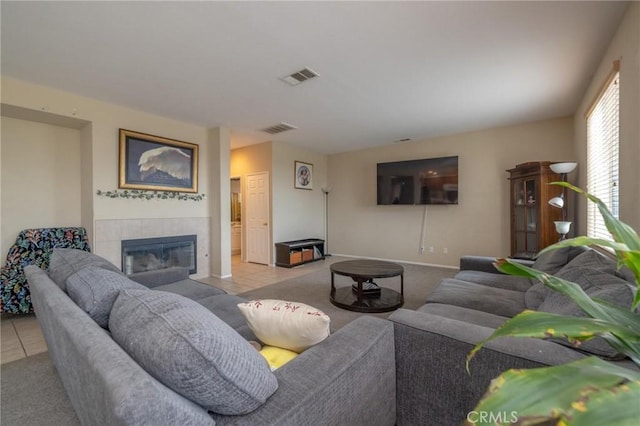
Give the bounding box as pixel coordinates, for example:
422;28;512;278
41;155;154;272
356;279;364;304
400;273;404;296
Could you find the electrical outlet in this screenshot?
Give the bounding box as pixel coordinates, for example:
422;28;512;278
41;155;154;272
429;246;434;253
443;247;448;254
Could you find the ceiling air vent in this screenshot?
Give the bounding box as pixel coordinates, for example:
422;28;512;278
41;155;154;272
280;67;319;86
261;122;298;134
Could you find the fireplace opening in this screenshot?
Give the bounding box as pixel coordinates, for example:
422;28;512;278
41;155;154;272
122;235;197;275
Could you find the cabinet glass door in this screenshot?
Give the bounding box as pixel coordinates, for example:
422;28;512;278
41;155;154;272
514;179;538;257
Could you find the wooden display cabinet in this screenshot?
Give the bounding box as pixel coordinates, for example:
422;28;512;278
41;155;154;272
507;162;563;260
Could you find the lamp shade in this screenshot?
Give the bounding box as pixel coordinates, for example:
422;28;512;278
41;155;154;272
550;162;577;174
548;195;564;208
554;221;572;234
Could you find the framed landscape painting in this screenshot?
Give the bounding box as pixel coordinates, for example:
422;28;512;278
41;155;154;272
294;161;313;190
119;129;199;193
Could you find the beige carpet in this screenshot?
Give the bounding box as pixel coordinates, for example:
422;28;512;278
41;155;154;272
238;261;457;331
1;352;80;425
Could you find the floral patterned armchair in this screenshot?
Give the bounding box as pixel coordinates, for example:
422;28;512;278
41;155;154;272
1;228;91;314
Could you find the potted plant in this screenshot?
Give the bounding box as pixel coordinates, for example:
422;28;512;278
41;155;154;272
467;183;640;425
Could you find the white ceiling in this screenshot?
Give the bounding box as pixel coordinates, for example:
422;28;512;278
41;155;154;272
1;1;628;154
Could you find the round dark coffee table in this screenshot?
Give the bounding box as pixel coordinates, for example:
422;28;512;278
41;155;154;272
330;259;404;313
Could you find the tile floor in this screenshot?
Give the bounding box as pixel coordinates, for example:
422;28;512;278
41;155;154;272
1;255;337;365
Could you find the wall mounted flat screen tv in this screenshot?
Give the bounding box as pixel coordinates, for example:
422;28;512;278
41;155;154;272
377;156;458;205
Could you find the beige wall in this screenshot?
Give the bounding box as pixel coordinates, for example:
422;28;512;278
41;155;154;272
230;141;328;264
1;117;82;256
327;117;574;267
1;77;211;226
272;141;328;247
0;77;229;273
573;2;639;233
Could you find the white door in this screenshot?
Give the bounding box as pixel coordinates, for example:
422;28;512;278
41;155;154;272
245;172;270;265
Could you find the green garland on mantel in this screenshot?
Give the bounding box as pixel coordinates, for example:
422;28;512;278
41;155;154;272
96;189;206;201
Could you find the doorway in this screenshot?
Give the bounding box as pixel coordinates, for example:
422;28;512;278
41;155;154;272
230;177;242;257
245;172;270;265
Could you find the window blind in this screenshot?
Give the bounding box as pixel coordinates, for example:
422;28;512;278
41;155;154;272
586;62;620;241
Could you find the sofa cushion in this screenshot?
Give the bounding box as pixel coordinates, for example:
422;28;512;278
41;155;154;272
417;303;509;329
531;245;588;275
237;299;331;353
126;267;190;288
197;294;257;341
426;279;526;318
556;249;618;275
524;282;549;309
66;266;147;328
453;270;535;292
48;248;123;292
152;279;226;300
109;289;278;415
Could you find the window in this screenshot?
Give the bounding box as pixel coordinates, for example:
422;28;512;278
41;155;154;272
586;60;620;241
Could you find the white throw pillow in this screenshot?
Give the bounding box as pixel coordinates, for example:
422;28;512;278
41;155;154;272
237;299;330;353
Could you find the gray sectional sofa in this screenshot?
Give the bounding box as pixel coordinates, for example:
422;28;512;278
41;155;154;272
26;245;638;425
27;248;396;426
389;246;638;425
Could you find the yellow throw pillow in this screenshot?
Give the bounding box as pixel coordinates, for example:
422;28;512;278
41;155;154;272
260;346;299;371
237;299;331;353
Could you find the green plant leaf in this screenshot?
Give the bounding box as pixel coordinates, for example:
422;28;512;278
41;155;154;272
495;259;637;321
469;185;640;425
466;310;640;369
468;357;640;426
490;259;640;364
568;379;640;426
554;182;640;251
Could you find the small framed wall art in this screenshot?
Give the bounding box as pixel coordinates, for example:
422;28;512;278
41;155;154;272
119;129;199;193
294;161;313;190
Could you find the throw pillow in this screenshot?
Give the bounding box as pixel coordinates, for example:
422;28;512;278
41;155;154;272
109;289;277;415
237;299;331;353
524;282;549;310
531;246;586;275
48;248;123;292
538;268;633;317
555;249;618;276
66;267;147;328
537;267;633;359
259;346;299;371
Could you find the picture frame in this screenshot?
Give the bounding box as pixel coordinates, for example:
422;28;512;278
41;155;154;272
294;161;313;190
119;129;199;193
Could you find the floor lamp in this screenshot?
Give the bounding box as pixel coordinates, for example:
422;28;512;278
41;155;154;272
548;162;577;240
322;187;332;256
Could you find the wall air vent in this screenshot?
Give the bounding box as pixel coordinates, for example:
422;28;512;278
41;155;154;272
280;67;320;86
261;122;298;134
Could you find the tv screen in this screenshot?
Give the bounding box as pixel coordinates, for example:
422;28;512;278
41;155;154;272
377;156;458;205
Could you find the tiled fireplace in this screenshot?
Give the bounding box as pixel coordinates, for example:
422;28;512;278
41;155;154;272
94;217;210;278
